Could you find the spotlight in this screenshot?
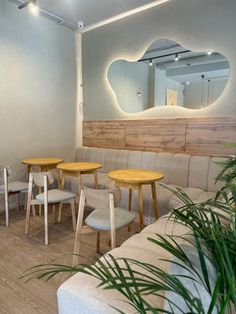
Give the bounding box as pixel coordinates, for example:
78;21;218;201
207;51;212;55
29;2;39;14
18;0;35;10
175;54;179;61
149;59;153;66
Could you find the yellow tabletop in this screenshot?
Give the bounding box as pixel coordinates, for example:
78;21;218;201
57;162;102;172
22;157;64;166
108;169;164;184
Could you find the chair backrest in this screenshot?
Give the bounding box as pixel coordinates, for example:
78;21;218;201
30;171;55;187
83;185;121;209
0;164;13;178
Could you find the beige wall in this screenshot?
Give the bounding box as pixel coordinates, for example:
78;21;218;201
0;0;77;180
82;0;236;120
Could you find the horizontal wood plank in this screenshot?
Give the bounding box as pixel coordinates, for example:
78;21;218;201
83;121;126;148
83;117;236;156
126;125;186;152
186;123;236;155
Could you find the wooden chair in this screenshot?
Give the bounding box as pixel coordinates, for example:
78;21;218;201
0;165;28;227
25;171;76;245
73;186;136;265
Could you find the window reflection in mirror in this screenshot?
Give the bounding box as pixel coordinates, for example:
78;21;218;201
108;39;229;113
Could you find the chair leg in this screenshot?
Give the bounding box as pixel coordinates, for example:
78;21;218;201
25;203;31;235
5;193;9;228
44;175;49;245
3;168;9;227
25;173;33;235
70;200;76;231
44;203;48;245
96;231;100;254
73;190;85;266
24;193;27;211
52;205;57;224
58;203;63;223
109;193;116;249
16;193;20;211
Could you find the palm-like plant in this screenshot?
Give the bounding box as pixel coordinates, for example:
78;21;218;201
22;155;236;314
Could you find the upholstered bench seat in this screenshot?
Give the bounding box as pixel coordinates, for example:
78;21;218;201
69;147;227;220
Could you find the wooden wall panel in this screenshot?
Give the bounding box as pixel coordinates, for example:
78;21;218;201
186;119;236;155
83;117;236;156
125;125;186;152
83;121;126;148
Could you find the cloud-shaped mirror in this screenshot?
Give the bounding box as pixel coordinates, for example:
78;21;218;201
108;39;229;113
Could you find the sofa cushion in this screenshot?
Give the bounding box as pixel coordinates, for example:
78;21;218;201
156;184;179;216
169;187;216;209
153;153;173;184
141;214;190;236
169;154;190;187
169;187;205;209
103;149;117;172
140;151;157;170
207;157;227;192
58;246;171;314
127;150;143;169
188;156;210;190
114;149;129;170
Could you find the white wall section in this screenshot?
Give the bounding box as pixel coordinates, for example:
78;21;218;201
0;0;77;180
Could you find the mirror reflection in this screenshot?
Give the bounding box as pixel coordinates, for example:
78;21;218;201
108;39;229;113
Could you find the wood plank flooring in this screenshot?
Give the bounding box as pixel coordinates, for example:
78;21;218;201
0;206;138;314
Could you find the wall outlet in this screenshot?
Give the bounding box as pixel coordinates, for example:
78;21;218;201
144;216;154;225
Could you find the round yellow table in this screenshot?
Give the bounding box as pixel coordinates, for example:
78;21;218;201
108;169;164;230
57;162;103;194
22;157;64;172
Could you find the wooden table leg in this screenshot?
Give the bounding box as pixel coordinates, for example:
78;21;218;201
138;185;144;230
128;188;132;232
77;173;81;198
60;171;65;190
56;169;61;189
151;182;158;220
94;170;99;189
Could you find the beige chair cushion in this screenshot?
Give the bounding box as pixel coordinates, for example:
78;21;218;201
85;208;136;231
36;189;76;203
0;181;28;193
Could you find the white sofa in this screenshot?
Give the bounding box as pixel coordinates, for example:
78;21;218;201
72;146;226;220
57;214;216;313
57;147;226;313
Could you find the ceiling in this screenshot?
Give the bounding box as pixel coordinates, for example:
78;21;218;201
32;0;157;28
141;39;229;84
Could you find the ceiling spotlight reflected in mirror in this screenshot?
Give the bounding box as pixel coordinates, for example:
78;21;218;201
108;39;229;113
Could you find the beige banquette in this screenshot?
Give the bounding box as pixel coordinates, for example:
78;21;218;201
71;146;226;220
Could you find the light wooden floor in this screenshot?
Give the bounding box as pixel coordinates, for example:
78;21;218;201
0;206;138;314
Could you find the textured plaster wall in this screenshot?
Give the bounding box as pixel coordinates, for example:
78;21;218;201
82;0;236;120
0;0;77;181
